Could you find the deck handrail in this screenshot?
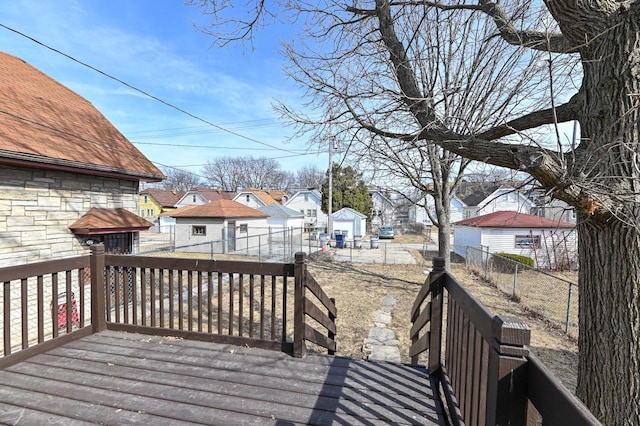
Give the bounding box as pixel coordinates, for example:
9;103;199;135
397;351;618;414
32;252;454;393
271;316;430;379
0;245;336;365
411;257;601;426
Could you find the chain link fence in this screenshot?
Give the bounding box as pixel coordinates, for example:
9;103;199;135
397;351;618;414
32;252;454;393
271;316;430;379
461;246;579;338
139;227;327;262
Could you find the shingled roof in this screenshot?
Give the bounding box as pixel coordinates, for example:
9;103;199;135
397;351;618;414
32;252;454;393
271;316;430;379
169;200;268;219
0;52;163;181
69;208;154;234
455;211;575;229
141;188;185;207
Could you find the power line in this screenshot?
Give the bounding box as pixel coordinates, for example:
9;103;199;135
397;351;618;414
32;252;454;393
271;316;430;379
0;23;302;155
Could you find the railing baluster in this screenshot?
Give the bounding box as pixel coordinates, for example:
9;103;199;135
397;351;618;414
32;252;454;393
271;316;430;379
140;268;147;326
228;273;234;335
217;272;223;335
271;276;276;340
187;270;193;331
249;274;255;338
65;271;73;334
114;267;121;324
78;269;85;327
159;269;165;328
168;269;175;329
260;275;266;340
37;276;44;344
131;267;138;325
3;281;9;355
21;278;28;349
178;270;184;330
197;271;203;333
52;273;59;337
207;272;213;333
238;274;244;337
150;268;156;327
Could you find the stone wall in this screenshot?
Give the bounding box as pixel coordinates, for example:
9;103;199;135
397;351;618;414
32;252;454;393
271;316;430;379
0;165;139;267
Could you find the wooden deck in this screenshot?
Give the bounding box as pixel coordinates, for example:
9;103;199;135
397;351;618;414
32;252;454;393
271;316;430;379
0;330;446;425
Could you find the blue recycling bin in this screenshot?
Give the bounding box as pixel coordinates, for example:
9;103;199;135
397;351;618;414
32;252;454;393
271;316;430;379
335;233;346;248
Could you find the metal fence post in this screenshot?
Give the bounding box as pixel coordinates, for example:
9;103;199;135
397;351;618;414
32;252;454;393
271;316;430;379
210;241;214;260
513;263;518;297
258;235;262;261
566;283;573;333
484;248;490;280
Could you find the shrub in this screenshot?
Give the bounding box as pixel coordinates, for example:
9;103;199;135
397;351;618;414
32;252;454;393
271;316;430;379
492;253;534;272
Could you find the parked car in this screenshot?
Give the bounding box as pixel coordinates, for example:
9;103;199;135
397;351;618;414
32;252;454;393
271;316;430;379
378;225;394;239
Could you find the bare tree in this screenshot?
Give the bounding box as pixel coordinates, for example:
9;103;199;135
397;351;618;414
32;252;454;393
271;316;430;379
295;164;324;189
202;155;293;191
160;167;202;192
191;1;640;422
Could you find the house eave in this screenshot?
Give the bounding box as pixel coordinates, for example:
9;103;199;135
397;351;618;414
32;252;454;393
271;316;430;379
0;151;164;182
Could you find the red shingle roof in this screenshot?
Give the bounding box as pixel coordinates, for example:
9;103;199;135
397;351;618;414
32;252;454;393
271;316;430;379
192;187;235;202
69;208;153;234
142;188;185;207
170;199;268;219
454;211;575;228
0;52;163;181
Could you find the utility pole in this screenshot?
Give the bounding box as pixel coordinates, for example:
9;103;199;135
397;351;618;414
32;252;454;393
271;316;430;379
328;134;334;239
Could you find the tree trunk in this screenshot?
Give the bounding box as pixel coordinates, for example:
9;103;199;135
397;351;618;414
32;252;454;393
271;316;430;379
576;216;640;422
574;13;640;423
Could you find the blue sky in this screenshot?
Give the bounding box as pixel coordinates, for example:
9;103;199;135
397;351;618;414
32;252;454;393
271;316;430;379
0;1;327;180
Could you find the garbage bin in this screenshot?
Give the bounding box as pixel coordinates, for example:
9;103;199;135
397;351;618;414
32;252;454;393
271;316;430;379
353;235;362;249
335;233;346;248
370;236;379;249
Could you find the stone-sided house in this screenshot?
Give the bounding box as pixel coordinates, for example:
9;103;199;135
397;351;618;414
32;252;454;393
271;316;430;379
0;51;163;266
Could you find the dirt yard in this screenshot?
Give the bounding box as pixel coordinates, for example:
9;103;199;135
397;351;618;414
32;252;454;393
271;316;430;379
306;251;579;393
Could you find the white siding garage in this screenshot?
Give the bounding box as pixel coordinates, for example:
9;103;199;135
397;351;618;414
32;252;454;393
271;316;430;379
453;211;576;269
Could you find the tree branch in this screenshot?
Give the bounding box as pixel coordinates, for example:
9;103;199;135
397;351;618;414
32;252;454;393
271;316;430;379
475;92;582;140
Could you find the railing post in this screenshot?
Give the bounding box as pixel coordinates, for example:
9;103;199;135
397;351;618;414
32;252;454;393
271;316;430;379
486;315;531;425
90;244;107;333
293;252;306;358
428;256;446;375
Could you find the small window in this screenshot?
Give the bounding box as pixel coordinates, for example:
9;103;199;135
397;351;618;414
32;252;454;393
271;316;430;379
246;194;250;202
192;226;206;236
147;209;154;216
515;235;540;249
140;210;145;217
192;195;197;203
304;194;309;201
143;195;148;203
300;210;305;215
239;224;248;233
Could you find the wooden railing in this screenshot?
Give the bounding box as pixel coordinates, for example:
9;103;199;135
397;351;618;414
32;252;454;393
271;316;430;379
0;245;336;367
411;257;601;425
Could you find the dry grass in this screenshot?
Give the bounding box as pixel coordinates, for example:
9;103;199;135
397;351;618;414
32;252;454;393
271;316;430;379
306;256;579;393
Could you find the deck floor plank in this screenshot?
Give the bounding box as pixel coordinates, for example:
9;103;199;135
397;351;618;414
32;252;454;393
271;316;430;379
0;330;446;425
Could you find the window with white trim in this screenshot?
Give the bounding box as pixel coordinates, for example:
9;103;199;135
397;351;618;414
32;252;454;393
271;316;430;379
192;226;206;236
515;235;540;249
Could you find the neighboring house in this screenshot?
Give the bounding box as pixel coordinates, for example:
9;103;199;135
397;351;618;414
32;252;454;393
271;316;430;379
459;184;533;219
529;189;577;224
409;196;465;226
369;190;396;230
233;188;280;209
0;51;163;266
332;208;367;238
284;189;327;231
453;211;576;269
170;200;268;254
174;187;235;208
139;188;184;231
